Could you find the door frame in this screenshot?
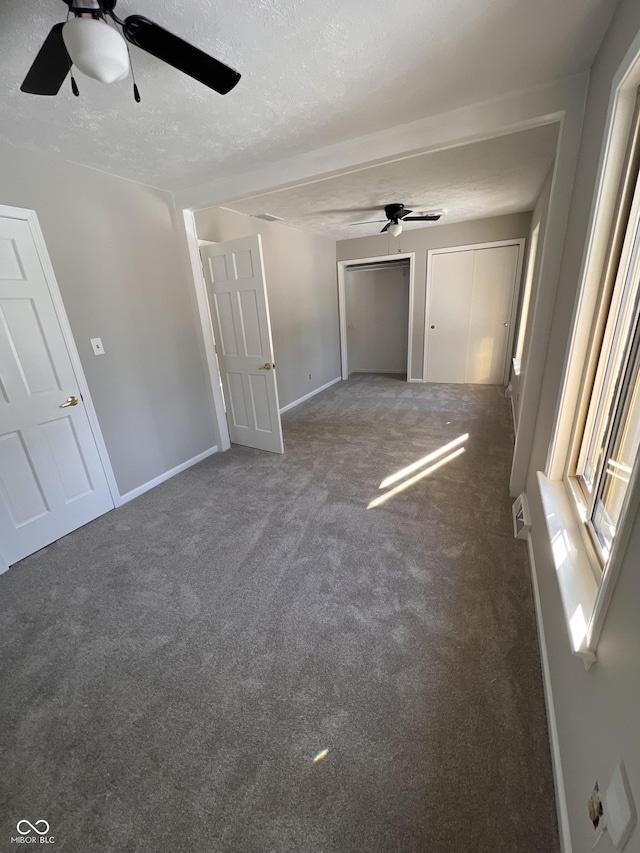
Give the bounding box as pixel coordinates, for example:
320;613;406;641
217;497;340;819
182;209;231;452
337;252;416;381
0;204;119;571
199;234;284;454
424;239;525;385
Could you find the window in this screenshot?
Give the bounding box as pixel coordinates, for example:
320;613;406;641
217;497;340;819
567;89;640;573
536;83;640;664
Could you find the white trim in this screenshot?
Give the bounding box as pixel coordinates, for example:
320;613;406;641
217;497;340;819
348;369;407;375
536;473;599;665
181;209;231;452
546;70;640;481
425;238;525;255
545;53;640;479
0;551;8;575
337;253;415;382
118;446;218;504
0;204;120;507
510;390;518;432
526;533;572;853
535;37;640;659
279;377;341;413
423;239;525;384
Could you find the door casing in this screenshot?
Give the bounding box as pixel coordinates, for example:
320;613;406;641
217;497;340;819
182;209;231;451
182;211;284;453
337;252;416;382
200;234;283;453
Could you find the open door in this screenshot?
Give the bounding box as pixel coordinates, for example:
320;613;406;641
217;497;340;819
200;235;284;454
0;208;114;567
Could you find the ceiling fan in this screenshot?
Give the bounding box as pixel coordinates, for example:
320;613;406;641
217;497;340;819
20;0;241;101
350;203;443;235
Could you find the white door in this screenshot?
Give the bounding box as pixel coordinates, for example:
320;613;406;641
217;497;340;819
200;235;284;454
426;250;475;383
0;212;114;567
426;244;520;384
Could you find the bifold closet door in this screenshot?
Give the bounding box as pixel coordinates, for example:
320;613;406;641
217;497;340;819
426;244;519;384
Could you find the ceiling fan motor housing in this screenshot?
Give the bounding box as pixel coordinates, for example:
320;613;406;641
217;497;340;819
384;203;406;221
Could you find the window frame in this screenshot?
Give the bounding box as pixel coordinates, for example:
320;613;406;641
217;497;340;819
541;65;640;664
564;90;640;574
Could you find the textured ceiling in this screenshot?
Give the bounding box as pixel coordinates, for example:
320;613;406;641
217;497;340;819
223;124;559;239
0;0;616;191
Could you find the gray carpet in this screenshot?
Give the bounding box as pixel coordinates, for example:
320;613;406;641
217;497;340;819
0;374;558;853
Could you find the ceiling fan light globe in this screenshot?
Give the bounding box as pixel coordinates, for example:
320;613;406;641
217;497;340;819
63;17;130;84
389;223;403;237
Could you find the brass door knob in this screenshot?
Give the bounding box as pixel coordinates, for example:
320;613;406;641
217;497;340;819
60;396;79;408
259;363;272;370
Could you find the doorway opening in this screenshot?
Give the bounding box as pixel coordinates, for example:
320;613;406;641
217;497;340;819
337;253;415;382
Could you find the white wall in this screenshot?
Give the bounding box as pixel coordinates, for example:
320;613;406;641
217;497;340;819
337;213;531;381
345;265;409;374
523;0;640;850
194;207;340;408
0;141;216;496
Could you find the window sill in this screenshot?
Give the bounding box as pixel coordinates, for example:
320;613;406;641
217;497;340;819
536;472;599;669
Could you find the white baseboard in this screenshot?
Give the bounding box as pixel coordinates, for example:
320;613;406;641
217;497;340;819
349;369;407;375
526;533;572;853
280;377;341;414
118;446;218;505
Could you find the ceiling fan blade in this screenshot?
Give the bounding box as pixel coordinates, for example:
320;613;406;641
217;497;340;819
349;219;386;226
402;215;442;221
380;222;391;234
398;209;414;219
20;23;72;95
122;15;241;95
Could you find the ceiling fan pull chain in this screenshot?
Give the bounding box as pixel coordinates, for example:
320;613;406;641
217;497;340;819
70;74;79;96
122;38;141;102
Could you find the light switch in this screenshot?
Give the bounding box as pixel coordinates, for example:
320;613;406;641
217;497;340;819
90;337;105;356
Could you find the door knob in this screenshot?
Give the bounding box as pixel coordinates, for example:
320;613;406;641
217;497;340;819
259;363;272;370
60;395;79;408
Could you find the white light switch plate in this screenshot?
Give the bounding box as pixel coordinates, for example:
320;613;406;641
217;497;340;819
90;337;105;356
605;762;637;850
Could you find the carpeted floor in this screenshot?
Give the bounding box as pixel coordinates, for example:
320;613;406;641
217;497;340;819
0;374;558;853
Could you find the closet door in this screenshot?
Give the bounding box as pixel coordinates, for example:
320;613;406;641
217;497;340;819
426;244;520;384
426;250;475;383
466;245;519;383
